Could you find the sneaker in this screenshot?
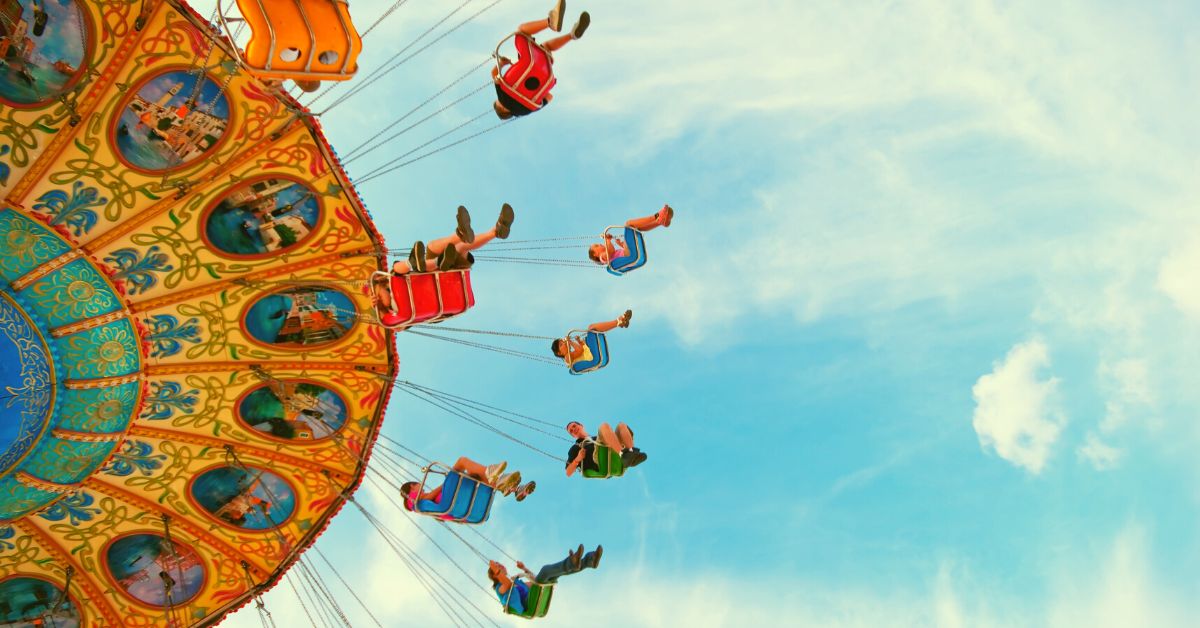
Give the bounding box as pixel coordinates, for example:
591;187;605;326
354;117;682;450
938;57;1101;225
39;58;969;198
621;449;648;468
618;309;633;328
495;203;515;239
548;0;566;32
484;462;507;485
515;481;536;501
408;241;427;273
659;204;674;227
569;544;584;570
456;205;475;243
586;545;603;569
496;471;522;494
571;11;590;40
436;245;460;271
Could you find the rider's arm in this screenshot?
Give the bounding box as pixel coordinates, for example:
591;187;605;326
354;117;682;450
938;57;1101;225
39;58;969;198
515;562;537;582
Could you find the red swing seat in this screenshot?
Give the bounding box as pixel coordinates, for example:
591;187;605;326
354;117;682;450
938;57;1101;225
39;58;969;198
370;270;475;330
494;33;557;113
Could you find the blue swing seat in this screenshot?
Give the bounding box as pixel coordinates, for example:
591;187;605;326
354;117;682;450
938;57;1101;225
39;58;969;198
415;467;496;525
604;226;648;276
566;330;609;375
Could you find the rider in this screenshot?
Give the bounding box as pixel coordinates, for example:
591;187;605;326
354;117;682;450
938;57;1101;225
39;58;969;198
491;0;590;119
550;310;632;365
565;421;647;475
589;205;675;266
400;457;535;515
488;545;603;614
372;204;514;318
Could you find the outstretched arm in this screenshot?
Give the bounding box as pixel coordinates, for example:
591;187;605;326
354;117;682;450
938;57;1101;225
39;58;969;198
515;562;537;582
565;447;587;476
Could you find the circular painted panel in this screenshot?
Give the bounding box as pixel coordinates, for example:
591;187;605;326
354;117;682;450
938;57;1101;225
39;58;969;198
237;380;349;442
0;289;53;476
0;0;90;108
112;69;230;172
242;286;357;349
0;575;81;627
202;177;322;258
189;465;297;530
105;533;205;607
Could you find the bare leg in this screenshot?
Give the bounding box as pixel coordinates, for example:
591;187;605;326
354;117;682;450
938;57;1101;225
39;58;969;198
391;260;413;274
518;18;551;36
543;34;573;52
587;318;620;333
426;234;463;255
615;422;635;449
596;423;624;451
453;456;490;481
456;228;495;253
588;309;631;332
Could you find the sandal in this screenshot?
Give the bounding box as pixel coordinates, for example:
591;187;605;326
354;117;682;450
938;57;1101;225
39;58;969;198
495;203;515;239
618;309;633;328
456;205;475;243
408;241;427;273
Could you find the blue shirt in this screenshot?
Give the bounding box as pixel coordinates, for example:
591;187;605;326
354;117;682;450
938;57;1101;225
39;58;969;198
496;578;529;613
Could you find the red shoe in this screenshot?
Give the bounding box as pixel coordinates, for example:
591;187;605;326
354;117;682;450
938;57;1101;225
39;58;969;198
659;204;674;227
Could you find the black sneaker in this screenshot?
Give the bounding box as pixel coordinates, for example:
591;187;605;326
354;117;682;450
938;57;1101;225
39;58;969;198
456;205;475;243
571;12;590;40
408;241;427;273
621;449;647;468
437;245;460;271
496;203;515;239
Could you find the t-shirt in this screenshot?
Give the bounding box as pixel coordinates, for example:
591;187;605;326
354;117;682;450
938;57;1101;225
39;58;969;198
496;578;530;613
494;83;535;117
566;437;601;473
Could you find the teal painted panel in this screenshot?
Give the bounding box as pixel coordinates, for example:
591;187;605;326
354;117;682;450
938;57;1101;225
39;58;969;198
58;319;141;380
0;209;72;283
17;437;117;484
0;476;57;521
20;258;123;328
53;382;141;433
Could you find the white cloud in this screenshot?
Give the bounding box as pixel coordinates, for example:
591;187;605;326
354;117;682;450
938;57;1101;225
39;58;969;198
971;339;1064;473
1156;233;1200;319
1077;432;1123;471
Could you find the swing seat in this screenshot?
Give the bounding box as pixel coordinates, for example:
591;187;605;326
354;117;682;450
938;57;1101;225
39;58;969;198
415;466;496;525
494;33;557;112
370;270;475;331
504;580;554;619
581;446;626;479
604;226;648;276
223;0;362;81
565;330;609;375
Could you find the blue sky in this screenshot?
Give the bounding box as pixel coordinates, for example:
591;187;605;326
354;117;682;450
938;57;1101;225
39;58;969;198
194;0;1200;625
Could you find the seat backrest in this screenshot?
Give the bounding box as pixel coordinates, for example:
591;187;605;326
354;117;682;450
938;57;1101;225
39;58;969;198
408;273;442;322
569;331;610;374
416;471;461;515
464;483;496;524
447;476;487;521
608;227;648;275
437;270;473;316
233;0;362;80
581;446;625;479
527;583;553;618
496;34;557;110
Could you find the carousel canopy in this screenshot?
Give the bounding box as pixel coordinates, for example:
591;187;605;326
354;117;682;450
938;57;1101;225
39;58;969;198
0;1;394;625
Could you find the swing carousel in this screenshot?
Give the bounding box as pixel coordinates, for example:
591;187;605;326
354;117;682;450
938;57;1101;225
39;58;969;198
0;1;663;625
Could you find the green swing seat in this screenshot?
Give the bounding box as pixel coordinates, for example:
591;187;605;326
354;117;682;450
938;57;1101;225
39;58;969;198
581;446;625;479
504;580;554;619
